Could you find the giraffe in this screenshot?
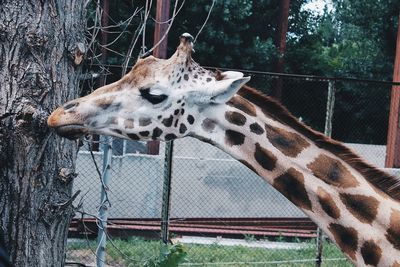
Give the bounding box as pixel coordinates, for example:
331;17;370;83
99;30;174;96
48;33;400;266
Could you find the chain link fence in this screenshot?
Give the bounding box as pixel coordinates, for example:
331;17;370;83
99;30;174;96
66;72;395;267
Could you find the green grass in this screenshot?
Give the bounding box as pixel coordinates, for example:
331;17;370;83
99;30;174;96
67;237;353;267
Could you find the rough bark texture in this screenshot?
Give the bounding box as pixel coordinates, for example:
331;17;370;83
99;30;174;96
0;1;86;266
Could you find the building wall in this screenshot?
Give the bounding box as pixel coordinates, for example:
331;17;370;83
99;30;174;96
73;137;398;218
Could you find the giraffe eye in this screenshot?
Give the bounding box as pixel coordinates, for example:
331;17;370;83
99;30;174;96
140;88;168;105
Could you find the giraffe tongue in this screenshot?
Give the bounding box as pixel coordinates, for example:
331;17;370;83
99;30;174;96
54;125;88;140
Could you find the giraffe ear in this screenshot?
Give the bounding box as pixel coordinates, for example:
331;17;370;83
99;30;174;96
209;72;250;104
188;71;250;105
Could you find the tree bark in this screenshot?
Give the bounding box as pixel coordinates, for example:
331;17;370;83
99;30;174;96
0;1;86;266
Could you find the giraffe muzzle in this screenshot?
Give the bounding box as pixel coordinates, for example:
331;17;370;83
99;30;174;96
47;106;88;140
53;125;88;140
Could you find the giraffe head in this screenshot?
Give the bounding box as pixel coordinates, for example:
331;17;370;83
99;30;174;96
48;33;250;140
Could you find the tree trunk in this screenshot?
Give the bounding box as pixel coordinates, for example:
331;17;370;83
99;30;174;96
0;1;86;266
272;0;290;101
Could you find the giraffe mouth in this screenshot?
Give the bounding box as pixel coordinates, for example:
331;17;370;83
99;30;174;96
54;124;88;140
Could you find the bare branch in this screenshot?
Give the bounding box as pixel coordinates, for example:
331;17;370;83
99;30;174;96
141;0;184;58
194;0;216;43
149;0;186;24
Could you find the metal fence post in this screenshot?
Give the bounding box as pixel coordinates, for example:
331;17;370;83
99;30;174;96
316;80;336;266
324;80;336;137
161;140;174;244
96;136;113;267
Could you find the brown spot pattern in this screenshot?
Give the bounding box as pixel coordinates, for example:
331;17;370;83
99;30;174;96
139;117;152;126
127;133;140;140
152;127;163;139
307;154;360;188
95;96;116;110
112;129;122;135
179;123;187;134
339;193;379;224
162;115;173;127
237;86;400;201
139;131;150;137
273;168;312;211
254;143;277;171
225;111;246;126
124;119;134;129
227;96;257;117
386;209;400;250
316;187;340;219
201;118;216;132
105;116;118;125
360;240;382;266
265;124;310;157
165;133;177;141
225;129;245;146
328;223;358;260
187;115;195;124
250;122;264;135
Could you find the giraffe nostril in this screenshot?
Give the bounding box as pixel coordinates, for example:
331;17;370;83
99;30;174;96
63;102;79;110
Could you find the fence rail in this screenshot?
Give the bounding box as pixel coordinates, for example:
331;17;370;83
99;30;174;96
69;217;318;240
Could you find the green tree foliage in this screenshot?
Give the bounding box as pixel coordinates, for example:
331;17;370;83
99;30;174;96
332;0;398;80
285;1;399;144
86;0;309;73
287;0;398;79
86;0;399;80
325;0;398;144
169;0;279;70
85;0;399;144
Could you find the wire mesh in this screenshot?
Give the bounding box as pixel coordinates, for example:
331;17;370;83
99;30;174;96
66;71;394;266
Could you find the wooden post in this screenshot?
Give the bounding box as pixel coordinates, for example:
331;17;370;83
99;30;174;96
153;0;171;59
147;0;171;155
386;13;400;168
99;0;109;86
272;0;290;101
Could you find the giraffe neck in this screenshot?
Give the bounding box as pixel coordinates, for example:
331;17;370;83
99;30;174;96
190;94;400;266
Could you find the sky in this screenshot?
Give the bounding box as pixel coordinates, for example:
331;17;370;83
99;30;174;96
302;0;333;15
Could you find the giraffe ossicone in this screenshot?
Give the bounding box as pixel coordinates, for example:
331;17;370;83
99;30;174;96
48;34;400;266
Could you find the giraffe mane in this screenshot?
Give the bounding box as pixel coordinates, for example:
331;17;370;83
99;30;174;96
237;85;400;201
